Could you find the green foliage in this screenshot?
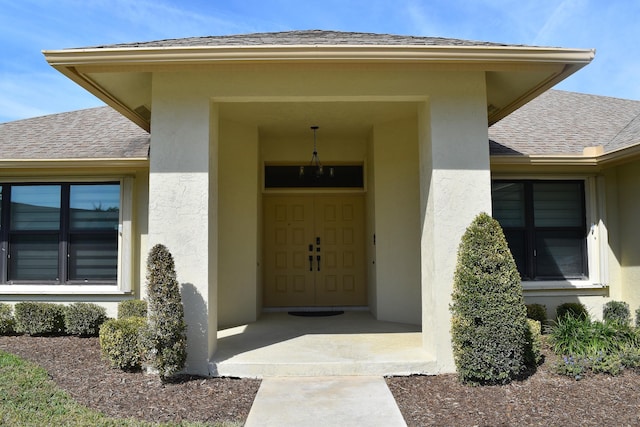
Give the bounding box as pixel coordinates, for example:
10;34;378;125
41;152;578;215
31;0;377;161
636;308;640;328
143;244;187;380
118;299;148;319
556;302;589;321
526;304;547;325
550;315;640;378
524;319;543;366
14;302;66;336
450;212;529;385
0;303;16;335
99;317;146;371
603;300;630;325
64;303;108;336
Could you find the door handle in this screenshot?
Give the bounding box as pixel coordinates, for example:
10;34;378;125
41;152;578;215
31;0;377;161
309;255;313;272
317;255;321;271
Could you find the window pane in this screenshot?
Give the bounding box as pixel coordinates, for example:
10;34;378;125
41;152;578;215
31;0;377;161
11;185;61;230
535;230;585;278
70;184;120;230
533;182;582;227
503;230;526;280
68;233;118;280
9;234;59;280
492;182;525;227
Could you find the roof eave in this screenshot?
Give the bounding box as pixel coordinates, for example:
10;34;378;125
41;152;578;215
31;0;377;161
0;158;149;169
43;44;595;67
43;44;594;131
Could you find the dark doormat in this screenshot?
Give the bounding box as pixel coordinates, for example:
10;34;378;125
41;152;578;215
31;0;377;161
288;310;344;317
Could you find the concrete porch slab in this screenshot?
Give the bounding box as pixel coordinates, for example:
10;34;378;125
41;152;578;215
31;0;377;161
210;311;437;377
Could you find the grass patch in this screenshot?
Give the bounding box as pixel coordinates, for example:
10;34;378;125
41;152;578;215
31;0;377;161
0;350;231;426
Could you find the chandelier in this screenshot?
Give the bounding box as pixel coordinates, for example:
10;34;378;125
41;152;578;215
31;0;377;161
299;126;333;178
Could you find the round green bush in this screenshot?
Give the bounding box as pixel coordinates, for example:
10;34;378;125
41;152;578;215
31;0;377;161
0;303;16;335
556;302;589;321
64;303;108;336
526;304;547;325
99;316;146;371
14;302;66;336
118;299;148;319
603;300;630;325
450;213;529;385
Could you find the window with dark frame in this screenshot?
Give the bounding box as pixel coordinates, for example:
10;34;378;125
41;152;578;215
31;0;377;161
0;183;120;284
491;180;588;281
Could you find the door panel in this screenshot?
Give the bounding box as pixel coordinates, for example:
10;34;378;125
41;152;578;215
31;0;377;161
263;194;366;307
264;196;315;306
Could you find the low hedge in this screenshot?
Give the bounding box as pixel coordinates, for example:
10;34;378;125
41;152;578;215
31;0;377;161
556;302;589;321
99;316;146;371
0;303;16;335
14;302;66;336
603;301;630;325
64;303;108;337
117;300;147;319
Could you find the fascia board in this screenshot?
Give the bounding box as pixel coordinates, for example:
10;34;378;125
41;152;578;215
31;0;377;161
43;45;595;67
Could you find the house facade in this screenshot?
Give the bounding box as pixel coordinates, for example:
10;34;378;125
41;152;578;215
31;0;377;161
5;31;638;377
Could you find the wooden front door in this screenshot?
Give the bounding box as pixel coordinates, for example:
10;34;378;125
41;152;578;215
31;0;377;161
263;194;366;307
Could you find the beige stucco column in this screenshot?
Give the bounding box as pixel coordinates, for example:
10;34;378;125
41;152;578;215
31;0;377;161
419;85;492;373
147;83;216;376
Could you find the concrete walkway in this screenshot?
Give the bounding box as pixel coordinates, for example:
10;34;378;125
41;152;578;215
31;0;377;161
244;376;407;427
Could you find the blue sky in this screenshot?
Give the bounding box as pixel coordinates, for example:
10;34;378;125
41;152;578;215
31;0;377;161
1;0;638;123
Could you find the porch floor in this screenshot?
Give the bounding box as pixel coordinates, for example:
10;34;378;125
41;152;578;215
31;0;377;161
210;311;437;378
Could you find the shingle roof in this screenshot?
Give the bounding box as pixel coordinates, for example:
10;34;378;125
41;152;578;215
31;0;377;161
85;30;515;50
489;90;640;156
3;90;639;161
0;107;149;160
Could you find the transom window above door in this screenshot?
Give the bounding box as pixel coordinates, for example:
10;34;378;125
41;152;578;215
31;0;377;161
264;165;364;188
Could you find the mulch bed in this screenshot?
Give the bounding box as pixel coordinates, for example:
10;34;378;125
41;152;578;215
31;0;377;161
0;335;260;425
2;335;640;426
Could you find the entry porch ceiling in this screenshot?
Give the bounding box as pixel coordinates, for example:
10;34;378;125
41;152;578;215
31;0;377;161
44;43;594;132
219;101;420;138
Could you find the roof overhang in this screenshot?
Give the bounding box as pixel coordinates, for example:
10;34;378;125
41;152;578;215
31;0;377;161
491;143;640;172
44;44;595;131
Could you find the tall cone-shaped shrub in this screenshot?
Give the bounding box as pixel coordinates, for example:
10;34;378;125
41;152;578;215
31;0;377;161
144;244;187;379
450;212;528;385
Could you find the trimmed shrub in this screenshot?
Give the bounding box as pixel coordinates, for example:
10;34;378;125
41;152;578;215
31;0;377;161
525;319;543;366
118;300;147;319
14;302;66;336
526;304;547;325
142;244;187;380
99;316;146;371
0;303;16;335
636;308;640;328
556;302;589;321
64;303;108;336
450;212;529;385
603;300;630;325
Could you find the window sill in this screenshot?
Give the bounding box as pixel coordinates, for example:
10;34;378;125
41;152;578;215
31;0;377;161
522;280;608;296
0;284;131;296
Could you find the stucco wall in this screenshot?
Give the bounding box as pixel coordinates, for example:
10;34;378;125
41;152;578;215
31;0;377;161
217;119;260;328
419;74;492;372
615;159;640;314
370;117;421;324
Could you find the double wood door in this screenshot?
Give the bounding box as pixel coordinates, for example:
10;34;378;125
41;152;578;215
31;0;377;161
263;194;366;307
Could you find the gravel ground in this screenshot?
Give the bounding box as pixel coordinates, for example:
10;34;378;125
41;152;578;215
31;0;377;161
1;335;640;426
